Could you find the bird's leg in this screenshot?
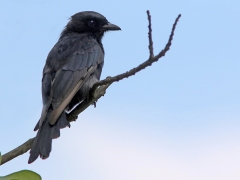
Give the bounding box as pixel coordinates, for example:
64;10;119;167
84;91;98;108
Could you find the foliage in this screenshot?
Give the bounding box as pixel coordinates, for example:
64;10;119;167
0;169;41;180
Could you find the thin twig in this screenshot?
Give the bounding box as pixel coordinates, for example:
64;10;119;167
1;138;34;165
155;14;181;59
147;10;154;58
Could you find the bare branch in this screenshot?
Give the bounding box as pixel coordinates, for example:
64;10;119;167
91;13;181;89
0;11;181;166
1;138;34;165
155;14;181;59
147;10;154;58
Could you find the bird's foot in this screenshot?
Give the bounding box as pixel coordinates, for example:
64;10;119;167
92;101;97;108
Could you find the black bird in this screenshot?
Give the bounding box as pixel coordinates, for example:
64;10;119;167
28;11;121;163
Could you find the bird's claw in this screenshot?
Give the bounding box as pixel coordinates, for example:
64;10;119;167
93;101;97;108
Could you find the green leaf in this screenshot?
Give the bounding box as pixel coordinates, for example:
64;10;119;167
0;170;41;180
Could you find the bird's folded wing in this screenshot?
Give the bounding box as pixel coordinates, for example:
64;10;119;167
47;37;104;125
49;66;96;125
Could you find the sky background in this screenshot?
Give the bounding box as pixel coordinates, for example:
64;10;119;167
1;0;240;179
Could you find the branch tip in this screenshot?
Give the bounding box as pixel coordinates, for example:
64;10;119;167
147;10;154;58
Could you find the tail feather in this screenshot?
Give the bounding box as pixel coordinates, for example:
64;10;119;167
28;111;69;164
33;121;40;131
33;102;51;131
52;113;68;139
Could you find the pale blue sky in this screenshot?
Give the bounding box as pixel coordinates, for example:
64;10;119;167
1;1;240;179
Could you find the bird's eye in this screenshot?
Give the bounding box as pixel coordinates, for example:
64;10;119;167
88;20;96;27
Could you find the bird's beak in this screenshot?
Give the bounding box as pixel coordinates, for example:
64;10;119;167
102;22;121;31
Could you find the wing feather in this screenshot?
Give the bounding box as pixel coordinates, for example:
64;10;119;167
41;34;104;125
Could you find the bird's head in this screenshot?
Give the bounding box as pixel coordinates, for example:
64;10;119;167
62;11;121;39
